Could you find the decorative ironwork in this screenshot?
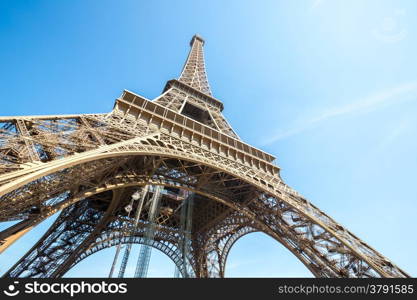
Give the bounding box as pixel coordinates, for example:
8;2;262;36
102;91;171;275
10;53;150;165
0;35;409;278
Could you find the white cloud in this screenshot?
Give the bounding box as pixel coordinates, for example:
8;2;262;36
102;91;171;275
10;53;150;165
311;0;325;9
261;80;417;145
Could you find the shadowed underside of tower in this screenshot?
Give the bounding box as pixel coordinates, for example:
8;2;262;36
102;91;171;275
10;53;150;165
0;35;409;278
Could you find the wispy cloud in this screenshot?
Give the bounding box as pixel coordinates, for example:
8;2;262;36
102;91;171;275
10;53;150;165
311;0;325;9
377;117;413;150
261;80;417;145
226;258;263;270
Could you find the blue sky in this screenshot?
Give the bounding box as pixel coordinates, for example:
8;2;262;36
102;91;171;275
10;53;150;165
1;0;416;277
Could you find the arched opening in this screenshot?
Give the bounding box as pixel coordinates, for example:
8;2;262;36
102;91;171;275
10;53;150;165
1;151;395;278
225;232;313;277
65;245;177;278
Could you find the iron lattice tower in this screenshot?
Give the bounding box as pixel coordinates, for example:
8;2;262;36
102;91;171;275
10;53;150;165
0;35;410;278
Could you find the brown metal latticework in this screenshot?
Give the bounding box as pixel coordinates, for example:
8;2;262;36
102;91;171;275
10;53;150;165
0;35;410;278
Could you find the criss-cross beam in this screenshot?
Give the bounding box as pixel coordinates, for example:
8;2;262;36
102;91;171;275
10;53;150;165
3;196;109;278
0;35;410;279
2;189;189;278
0;148;410;278
49;188;125;277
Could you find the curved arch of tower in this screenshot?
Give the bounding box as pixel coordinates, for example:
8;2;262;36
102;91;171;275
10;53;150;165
0;35;409;278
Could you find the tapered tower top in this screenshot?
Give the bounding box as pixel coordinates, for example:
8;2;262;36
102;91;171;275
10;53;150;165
178;34;212;96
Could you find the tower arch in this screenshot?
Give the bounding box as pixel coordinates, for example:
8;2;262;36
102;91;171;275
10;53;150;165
0;35;409;278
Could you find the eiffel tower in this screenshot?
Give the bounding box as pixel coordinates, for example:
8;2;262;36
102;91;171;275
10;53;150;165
0;35;409;278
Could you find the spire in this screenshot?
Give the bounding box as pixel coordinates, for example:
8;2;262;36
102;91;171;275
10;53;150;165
178;35;212;96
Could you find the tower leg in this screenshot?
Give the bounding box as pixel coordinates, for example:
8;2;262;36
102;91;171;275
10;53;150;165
3;190;121;278
4;201;102;277
196;223;255;277
50;189;124;277
0;219;37;253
